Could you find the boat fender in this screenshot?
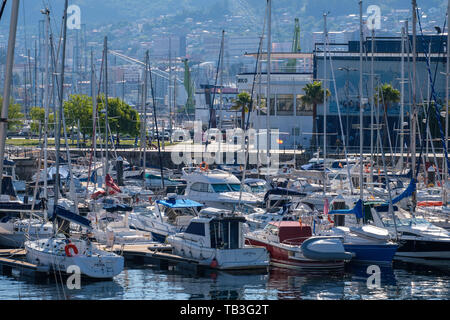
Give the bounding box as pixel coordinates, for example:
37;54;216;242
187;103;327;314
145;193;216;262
210;258;218;268
65;243;79;257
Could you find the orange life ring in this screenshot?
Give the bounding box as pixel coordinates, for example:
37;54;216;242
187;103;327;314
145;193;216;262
327;214;334;224
199;161;209;171
65;243;78;257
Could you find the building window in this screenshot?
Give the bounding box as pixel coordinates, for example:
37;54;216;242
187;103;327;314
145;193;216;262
258;96;266;115
269;96;276;116
277;94;294;116
296;94;313;116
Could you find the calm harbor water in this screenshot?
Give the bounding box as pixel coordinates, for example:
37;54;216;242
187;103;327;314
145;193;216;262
0;262;449;300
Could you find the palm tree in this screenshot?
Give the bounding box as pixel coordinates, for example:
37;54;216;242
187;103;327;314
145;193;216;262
374;83;400;149
300;81;330;149
231;91;252;130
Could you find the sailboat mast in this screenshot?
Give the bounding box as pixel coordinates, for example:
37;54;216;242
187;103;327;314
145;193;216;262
445;0;449;204
359;0;364;204
400;24;405;171
42;8;50;201
323;12;328;195
0;0;20;183
143;51;149;184
103;36;109;187
91;50;97;159
266;0;272;171
411;0;417;209
54;0;69;207
370;28;375;184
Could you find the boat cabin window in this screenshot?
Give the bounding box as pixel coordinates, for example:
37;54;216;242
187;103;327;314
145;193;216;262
191;182;210;193
184;222;205;236
211;184;231;193
210;220;240;249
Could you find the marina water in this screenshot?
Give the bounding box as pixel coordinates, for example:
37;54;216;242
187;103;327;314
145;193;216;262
0;262;449;300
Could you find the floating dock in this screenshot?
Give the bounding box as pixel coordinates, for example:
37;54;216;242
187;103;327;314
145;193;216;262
0;249;49;279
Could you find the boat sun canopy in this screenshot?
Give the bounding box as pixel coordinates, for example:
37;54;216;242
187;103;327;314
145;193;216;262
156;198;203;208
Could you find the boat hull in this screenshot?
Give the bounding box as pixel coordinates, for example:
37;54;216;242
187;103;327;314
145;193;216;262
344;243;398;264
246;238;345;270
168;236;269;270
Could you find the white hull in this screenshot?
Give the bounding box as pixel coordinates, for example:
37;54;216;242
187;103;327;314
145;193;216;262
168;235;269;270
25;238;124;279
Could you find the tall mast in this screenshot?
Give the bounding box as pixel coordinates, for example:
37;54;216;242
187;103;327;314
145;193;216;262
168;37;173;142
103;36;109;186
219;30;225;131
54;0;69;207
42;8;50;201
370;27;375;184
148;52;165;188
91;50;97;159
411;0;417;209
359;0;364;205
266;0;272;171
445;0;449;204
0;0;20;183
400;24;406;171
142;51;149;185
323;12;328;195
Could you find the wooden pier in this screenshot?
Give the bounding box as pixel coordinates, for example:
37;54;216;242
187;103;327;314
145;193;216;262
98;243;201;271
0;249;49;278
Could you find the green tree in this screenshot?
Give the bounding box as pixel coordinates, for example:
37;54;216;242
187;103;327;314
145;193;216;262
231;91;252;130
64;94;94;143
97;96;140;144
375;83;400;148
300;81;330;149
0;96;23;132
30;106;45;134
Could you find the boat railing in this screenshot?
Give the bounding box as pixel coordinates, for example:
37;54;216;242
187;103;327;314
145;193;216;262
281;236;311;245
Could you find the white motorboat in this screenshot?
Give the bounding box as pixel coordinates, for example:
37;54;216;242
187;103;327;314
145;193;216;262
182;167;263;210
167;207;269;270
128;195;203;243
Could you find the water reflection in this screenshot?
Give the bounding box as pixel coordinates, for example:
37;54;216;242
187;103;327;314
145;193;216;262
0;260;449;300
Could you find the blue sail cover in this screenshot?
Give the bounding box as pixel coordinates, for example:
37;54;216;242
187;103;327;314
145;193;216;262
327;199;364;219
263;187;306;202
50;205;92;229
391;178;416;205
103;203;133;212
156;198;203;208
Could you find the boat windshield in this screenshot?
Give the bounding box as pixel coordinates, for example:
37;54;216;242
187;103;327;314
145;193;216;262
382;217;433;228
211;184;231;193
248;183;268;193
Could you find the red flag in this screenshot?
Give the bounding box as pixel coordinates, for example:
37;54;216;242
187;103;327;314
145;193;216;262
105;174;121;193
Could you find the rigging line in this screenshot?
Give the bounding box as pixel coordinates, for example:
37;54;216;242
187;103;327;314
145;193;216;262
327;44;355;194
236;1;268;210
0;1;7;21
147;51;165;188
204;31;224;155
417;7;450;176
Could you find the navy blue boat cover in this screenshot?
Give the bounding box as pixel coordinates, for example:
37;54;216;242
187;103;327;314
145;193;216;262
50;205;92;229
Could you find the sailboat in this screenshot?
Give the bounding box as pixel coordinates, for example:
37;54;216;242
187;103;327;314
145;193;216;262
25;4;123;279
25;205;124;279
